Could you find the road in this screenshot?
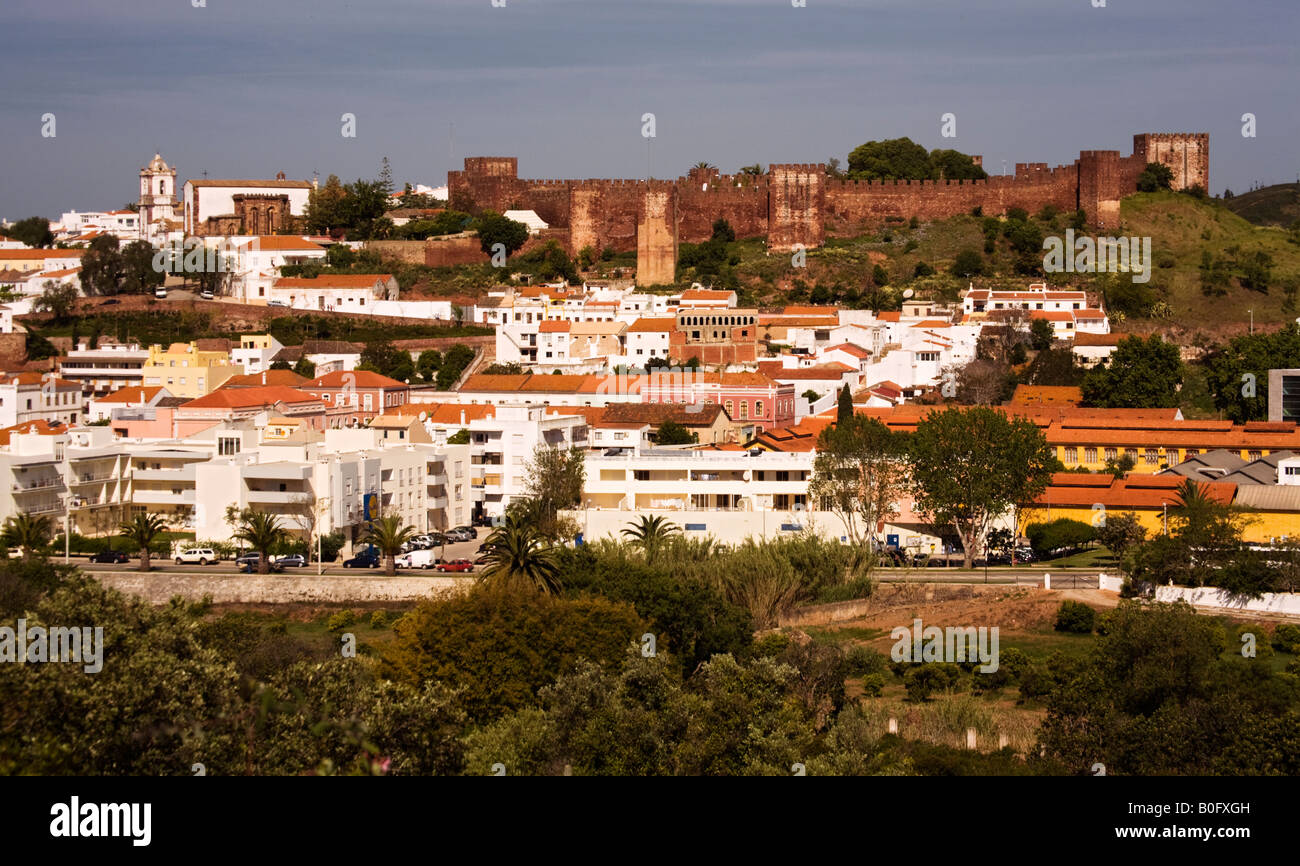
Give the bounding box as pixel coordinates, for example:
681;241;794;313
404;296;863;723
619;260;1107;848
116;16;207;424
71;537;484;577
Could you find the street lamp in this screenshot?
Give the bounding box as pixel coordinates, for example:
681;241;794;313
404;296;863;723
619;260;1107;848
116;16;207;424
316;495;330;576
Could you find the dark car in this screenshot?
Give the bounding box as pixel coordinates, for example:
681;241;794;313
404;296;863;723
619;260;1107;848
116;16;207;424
89;549;129;564
343;550;381;569
235;553;284;573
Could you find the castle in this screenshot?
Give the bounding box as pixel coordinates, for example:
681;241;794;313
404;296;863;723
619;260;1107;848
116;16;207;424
446;133;1208;285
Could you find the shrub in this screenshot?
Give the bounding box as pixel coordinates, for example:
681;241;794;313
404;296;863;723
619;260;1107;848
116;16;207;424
861;673;886;697
370;610;389;630
327;609;357;632
1272;623;1300;652
1054;600;1096;633
904;662;958;702
1233;625;1274;660
845;645;889;677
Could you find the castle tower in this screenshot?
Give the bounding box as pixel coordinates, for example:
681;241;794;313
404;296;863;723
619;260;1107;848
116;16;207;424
1077;150;1122;230
767;164;825;253
636;185;677;287
138;152;178;241
1133;133;1209;192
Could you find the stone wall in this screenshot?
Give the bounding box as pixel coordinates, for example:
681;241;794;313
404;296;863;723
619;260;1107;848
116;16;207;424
95;571;474;604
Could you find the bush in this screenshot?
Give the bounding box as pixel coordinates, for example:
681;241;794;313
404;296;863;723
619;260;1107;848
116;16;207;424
904;663;959;702
1054;600;1096;633
370;610;389;630
861;673;886;697
1273;623;1300;653
845;645;889;677
327;609;357;632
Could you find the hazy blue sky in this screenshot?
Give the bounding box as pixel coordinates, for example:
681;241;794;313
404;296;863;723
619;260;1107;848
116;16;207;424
2;0;1296;220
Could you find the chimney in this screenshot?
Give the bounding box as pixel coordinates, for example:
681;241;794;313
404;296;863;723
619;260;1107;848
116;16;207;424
460;410;465;425
261;371;266;385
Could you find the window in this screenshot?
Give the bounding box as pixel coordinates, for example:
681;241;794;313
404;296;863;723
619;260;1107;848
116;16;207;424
1064;447;1078;463
1144;448;1158;465
1085;447;1097;463
755;400;764;417
725;400;734;416
738;402;748;420
218;437;240;456
1248;450;1263;461
1104;447;1117;461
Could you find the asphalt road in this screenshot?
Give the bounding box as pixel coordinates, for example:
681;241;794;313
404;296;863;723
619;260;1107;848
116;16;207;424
71;537;485;576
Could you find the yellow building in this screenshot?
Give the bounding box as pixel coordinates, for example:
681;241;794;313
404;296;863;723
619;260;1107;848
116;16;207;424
141;341;238;398
1021;473;1300;545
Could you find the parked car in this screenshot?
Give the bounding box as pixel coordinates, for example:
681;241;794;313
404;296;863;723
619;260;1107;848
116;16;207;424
444;528;473;543
154;288;167;298
394;549;436;570
89;549;129;564
235;553;283;573
435;559;474;573
199;289;214;300
175;548;217;565
343;549;381;569
452;525;478;539
267;299;288;307
273;554;307;568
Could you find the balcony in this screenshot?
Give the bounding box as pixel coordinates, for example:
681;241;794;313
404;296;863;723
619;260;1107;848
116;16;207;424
71;472;118;485
12;478;65;492
27;500;64;515
245;489;309;505
427;496;449;510
132;489;196;505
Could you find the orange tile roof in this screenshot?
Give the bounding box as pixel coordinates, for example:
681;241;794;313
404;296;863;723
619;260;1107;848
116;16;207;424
1030;311;1074;322
756;362;853;380
180;386;321;410
539;320;571;333
876;312;901;322
220;370;309;388
1033;473;1235;509
273;273;392;288
308;370;408;389
680;289;734;301
247;236;324;252
1010;385;1083;406
825;343;871;359
0;250;83;260
96;385;167;404
0;419;65;445
1073;332;1120;346
0;372;78;388
626;317;675;333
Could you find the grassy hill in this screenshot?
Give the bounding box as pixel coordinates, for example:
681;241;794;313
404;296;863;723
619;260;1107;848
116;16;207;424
709;191;1300;336
1223;182;1300;226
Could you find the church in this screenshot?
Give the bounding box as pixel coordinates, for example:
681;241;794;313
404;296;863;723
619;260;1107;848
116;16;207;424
137;153;181;242
181;171;315;236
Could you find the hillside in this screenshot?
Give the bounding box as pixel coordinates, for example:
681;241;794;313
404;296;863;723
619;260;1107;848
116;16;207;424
1223;182;1300;226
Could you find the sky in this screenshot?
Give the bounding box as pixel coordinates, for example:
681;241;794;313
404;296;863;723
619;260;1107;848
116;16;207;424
1;0;1296;220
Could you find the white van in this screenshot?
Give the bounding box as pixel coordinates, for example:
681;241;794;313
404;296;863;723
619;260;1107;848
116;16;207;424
175;548;216;565
394;549;435;569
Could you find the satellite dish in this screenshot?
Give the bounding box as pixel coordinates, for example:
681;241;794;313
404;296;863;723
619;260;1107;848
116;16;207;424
418;411;428;422
902;288;915;299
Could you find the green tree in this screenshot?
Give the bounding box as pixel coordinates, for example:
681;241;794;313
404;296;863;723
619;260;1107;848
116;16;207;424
33;281;79;324
847;137;931;180
654;420;696;445
872;264;889;287
3;216;54;247
1136;162;1174;192
363;513;417;576
1096;512;1147;562
292;357;316;378
928;149;988;181
951;248;985;278
1082;335;1183;408
907;406;1056;568
475;211;530;258
1204;323;1300;421
120;240;165;294
79;234;123;296
416;349;442;383
809;414;904;548
519;444;586;539
621;515;681;564
1029;317;1055;351
477;515;562;595
1;514;53;562
304;174;346;234
118;512;168;572
231;511;288;574
836;383;853;423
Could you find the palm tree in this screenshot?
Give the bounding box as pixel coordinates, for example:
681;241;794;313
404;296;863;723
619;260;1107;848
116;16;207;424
119;513;168;573
478;514;561;595
621;514;680;563
2;513;53;562
362;514;417;576
693;161;716;172
231;511;287;574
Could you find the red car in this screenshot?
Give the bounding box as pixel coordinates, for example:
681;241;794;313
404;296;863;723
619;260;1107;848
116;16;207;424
435;559;474;573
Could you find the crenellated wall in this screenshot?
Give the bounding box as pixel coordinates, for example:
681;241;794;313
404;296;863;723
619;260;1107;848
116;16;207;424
446;133;1207;278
